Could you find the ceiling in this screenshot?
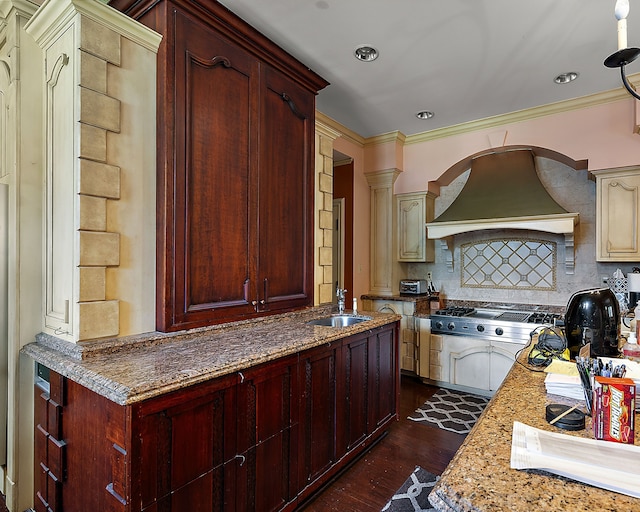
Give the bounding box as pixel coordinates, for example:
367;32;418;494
218;0;640;138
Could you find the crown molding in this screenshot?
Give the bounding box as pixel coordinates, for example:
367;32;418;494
315;111;365;147
317;76;640;148
404;80;640;145
364;131;406;147
26;0;162;53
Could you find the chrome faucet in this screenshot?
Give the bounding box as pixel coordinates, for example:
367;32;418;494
336;288;347;314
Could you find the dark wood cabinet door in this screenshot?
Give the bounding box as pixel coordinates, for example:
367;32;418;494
165;10;260;330
236;355;300;512
336;324;400;457
257;66;315;312
298;342;339;487
134;374;238;512
336;331;370;455
368;324;399;431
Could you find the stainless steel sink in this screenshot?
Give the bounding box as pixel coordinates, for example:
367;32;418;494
306;315;372;327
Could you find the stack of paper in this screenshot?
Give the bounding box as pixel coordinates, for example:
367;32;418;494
511;421;640;498
543;358;640;408
544;373;585;401
543;360;584;401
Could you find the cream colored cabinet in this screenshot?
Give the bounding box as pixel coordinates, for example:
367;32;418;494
396;191;435;262
593;167;640;261
429;333;520;392
363;298;421;373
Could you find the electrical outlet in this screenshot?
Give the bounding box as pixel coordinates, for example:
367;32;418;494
602;276;609;284
427;272;433;281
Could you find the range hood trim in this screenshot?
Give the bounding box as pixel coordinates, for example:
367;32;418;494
426;212;579;239
426;212;579;275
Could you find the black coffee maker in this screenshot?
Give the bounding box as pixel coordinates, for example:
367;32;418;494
564;288;620;359
565;288;620;359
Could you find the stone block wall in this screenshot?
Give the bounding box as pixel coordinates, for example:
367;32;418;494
315;121;340;305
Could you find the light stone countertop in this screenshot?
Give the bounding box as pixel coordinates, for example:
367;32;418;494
21;306;400;406
428;353;640;512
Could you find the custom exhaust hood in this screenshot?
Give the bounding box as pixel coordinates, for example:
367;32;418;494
426;149;579;273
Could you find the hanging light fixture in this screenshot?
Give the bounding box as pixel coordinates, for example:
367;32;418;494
604;0;640;100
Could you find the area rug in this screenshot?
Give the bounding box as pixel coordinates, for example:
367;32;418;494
381;466;438;512
407;388;489;434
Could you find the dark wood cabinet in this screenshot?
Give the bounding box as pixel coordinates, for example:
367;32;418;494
296;323;399;502
32;322;399;511
133;373;238;512
108;0;328;332
337;325;399;456
235;356;300;511
298;341;340;488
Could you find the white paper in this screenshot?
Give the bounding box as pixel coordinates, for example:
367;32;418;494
544;373;585;401
511;421;640;498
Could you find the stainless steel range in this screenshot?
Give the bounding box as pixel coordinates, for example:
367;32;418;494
430;306;563;344
428;306;564;394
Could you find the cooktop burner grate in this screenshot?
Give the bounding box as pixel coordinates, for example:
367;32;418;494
494;311;530;322
435;307;476;317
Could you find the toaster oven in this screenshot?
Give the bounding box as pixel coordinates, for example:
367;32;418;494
399;279;428;295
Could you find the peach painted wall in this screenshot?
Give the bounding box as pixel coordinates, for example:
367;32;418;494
331;95;639;299
363;137;405;174
396;97;640;195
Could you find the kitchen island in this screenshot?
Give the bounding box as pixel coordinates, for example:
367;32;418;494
23;306;398;405
22;307;400;512
428;352;640;511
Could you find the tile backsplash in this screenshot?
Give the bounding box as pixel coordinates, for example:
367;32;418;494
461;238;556;290
408;156;633;308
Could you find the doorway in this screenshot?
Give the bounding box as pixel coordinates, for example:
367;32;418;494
332;198;345;303
332;153;354;305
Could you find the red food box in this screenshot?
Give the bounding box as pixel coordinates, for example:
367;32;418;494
593;377;635;444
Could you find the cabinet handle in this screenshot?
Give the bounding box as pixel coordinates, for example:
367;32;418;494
260;278;268;310
243;279;250;302
239;372;245;383
280;92;306;120
235;454;246;466
190;54;231;70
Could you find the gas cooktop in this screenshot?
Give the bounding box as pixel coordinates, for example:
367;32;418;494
430;307;563;342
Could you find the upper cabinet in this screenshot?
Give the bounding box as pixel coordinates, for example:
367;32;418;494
109;0;328;331
396;191;435;262
592;167;640;262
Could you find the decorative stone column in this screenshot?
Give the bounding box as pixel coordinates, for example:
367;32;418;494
365;168;401;295
315;120;341;305
26;0;161;341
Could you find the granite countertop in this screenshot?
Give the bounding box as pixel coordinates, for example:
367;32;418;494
21;306;400;406
429;353;640;511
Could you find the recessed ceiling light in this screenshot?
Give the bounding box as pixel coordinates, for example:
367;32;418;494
416;110;434;120
354;45;379;62
554;72;579;84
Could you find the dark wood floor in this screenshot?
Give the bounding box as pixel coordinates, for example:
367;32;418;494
300;375;465;511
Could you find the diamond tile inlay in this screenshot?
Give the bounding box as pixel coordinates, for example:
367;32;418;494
461;238;556;290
